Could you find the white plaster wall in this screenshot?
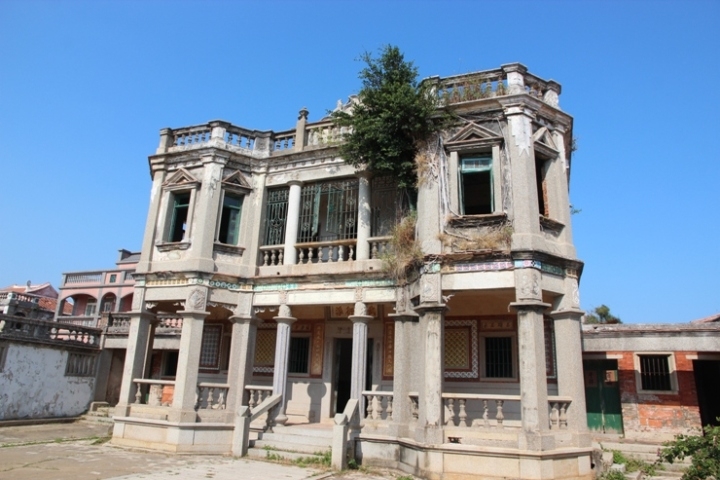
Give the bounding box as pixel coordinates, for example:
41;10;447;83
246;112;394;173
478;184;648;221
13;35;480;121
0;343;96;420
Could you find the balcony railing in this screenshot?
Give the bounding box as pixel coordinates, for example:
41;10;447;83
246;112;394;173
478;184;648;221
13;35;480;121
297;239;356;264
0;315;101;350
356;391;573;432
0;292;40;304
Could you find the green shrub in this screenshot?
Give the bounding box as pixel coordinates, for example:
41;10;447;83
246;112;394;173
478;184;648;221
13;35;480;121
658;421;720;480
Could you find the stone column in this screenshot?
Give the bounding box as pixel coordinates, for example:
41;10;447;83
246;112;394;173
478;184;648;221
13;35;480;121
349;302;373;404
115;311;156;416
414;303;446;445
550;276;590;447
388;311;418;436
226;315;261;413
501;95;541;251
283;181;302;265
549;125;576;258
355;172;372;261
271;305;297;425
169;287;209;423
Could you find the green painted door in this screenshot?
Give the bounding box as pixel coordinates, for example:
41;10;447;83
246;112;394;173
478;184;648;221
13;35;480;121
584;359;623;434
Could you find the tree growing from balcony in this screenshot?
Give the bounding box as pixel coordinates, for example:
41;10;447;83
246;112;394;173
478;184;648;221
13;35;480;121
331;45;444;191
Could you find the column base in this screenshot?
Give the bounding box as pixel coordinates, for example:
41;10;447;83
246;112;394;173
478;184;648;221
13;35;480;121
167;409;198;423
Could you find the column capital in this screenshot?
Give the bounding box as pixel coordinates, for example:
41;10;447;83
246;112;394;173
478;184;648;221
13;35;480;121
348;314;373;325
355;168;373;180
509;300;551;313
178;309;209;319
413;303;447;315
549;308;585;321
388;312;419;322
273;315;297;326
287;179;303;187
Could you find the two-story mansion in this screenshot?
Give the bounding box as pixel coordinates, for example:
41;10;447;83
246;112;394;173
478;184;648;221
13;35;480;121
112;63;592;480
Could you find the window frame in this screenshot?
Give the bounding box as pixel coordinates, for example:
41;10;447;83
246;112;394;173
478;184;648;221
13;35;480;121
158;175;199;248
448;145;502;219
288;335;311;377
84;301;97;316
634;353;678;395
199;324;224;371
459;154;494;215
480;331;518;382
215;189;245;246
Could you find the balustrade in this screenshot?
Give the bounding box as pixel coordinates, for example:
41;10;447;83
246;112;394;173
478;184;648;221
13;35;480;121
64;272;103;284
306;122;342;147
132;378;175;406
442;393;519;428
57;316;99;327
547;396;571;430
156;314;183;330
296;239;356;264
196;383;229;410
225;126;256;150
362;391;394;422
368;236;391;259
434;67;559;107
260;246;284;266
173;125;212;147
0;315;101;349
245;385;273;408
107;313;131;332
272;131;295;152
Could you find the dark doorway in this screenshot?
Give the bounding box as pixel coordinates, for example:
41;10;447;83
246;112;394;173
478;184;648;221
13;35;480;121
693;360;720;428
333;338;374;415
583;359;623;434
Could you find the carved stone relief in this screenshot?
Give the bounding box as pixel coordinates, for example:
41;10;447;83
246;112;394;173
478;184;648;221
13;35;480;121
187;287;207;311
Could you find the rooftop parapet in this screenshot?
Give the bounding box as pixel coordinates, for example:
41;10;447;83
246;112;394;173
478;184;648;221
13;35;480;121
153;64;561;157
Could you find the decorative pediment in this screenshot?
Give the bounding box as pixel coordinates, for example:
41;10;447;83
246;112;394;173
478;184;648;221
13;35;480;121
222;170;252;192
445;122;503;150
532;126;559;156
163;168;200;188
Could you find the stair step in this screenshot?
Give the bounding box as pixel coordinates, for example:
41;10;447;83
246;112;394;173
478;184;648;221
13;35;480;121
252;438;331;454
247;447;330;464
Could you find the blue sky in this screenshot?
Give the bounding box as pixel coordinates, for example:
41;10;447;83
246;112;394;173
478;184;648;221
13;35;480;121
1;0;718;323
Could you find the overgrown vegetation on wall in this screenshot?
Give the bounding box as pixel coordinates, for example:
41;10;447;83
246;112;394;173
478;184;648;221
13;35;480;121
331;45;445;191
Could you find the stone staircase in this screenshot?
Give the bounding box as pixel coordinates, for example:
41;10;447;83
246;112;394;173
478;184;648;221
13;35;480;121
596;439;691;479
78;402;115;432
247;423;334;464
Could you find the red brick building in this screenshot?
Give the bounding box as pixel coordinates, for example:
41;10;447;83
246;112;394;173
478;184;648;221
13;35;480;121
581;319;720;441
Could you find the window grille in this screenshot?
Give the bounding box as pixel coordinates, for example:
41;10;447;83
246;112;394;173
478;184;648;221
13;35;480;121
485;336;513;378
639;355;672;391
297;179;358;243
264;188;289;245
65;352;97;377
288;337;310;374
199;325;223;369
544;319;557;378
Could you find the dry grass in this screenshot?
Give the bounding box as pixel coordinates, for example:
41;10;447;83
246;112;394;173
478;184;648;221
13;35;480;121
381;214;423;282
440;225;512;252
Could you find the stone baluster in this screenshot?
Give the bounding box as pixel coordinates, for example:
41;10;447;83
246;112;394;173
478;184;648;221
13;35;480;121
560;403;568;429
483;400;490;427
366;395;373;419
338;245;344;262
371;242;378;259
263;251;270;266
348;245;354;261
550;403;559;429
496;400;504;427
298;248;305;264
134;382;143;404
195;386;202;409
458;399;468;427
445;398;456;426
248;389;257;408
386;395;393;421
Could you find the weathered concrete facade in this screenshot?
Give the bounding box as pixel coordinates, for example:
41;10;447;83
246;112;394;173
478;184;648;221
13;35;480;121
0;315;101;420
111;64;592;479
